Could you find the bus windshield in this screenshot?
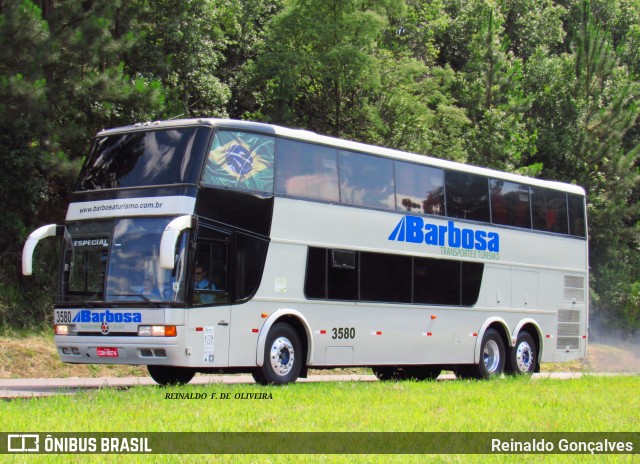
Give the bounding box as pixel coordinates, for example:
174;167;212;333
62;217;187;305
76;127;208;190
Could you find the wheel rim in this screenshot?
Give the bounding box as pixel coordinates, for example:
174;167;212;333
270;336;295;376
483;340;501;373
516;341;533;372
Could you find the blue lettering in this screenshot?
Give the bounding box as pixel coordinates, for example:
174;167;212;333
448;221;461;248
488;233;500;252
406;216;424;243
424;224;438;245
389;215;501;254
438;225;447;246
475;230;487;251
70;310;142;325
461;229;474;249
73;310;92;323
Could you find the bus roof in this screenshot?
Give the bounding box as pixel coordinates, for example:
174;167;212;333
98;118;585;196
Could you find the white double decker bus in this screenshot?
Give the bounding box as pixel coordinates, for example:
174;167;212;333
22;119;588;385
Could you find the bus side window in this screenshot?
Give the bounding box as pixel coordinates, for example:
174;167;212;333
360;252;411;303
305;248;484;307
194;227;229;305
339;150;395;210
235;232;269;301
567;194;586;237
445;171;490;222
327;249;358;301
531;188;568;234
490;179;531;229
394;161;445;215
275;139;339;202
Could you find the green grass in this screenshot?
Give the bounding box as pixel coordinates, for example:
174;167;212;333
2;375;639;463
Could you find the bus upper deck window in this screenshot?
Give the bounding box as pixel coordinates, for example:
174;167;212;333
338;151;394;210
275;139;339;202
395;161;444;215
531;188;568;234
445;171;490;223
490;179;531;229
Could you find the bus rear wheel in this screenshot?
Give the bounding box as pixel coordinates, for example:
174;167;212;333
254;323;302;385
147;365;195;386
505;331;537;375
372;366;441;381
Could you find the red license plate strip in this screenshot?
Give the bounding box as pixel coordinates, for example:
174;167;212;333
97;347;119;358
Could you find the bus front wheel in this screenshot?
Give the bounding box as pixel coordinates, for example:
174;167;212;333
147;365;195;386
254;323;302;385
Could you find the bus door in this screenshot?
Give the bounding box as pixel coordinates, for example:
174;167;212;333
188;225;232;368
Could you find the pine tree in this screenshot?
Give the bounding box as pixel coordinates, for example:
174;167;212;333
0;0;165;327
459;6;536;172
572;1;640;330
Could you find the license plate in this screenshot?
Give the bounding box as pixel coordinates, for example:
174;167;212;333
97;347;119;358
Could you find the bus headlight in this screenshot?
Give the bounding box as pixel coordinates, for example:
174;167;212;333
138;325;177;337
55;324;77;336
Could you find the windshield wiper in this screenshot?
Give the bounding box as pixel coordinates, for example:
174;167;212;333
107;294;162;308
65;293;103;307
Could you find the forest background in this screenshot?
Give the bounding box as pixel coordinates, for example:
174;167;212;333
0;0;639;336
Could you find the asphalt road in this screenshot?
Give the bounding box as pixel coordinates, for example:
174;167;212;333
0;372;626;399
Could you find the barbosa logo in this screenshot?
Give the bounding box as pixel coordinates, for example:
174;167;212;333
389;216;500;252
72;310;142;324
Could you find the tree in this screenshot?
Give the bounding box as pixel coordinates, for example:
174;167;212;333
125;0;230;118
216;0;285;118
251;0;404;138
385;0;449;66
0;0;165;327
500;0;566;60
38;0;165;157
375;55;470;161
524;1;640;330
458;6;536;172
573;3;640;330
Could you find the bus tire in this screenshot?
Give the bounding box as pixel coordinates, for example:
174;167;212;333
404;366;442;381
372;366;397;381
505;331;537;375
251;370;265;384
462;328;505;380
477;328;505;378
255;323;302;385
147;365;195;386
373;366;441;381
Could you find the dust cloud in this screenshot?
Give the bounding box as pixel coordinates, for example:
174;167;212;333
586;323;640;373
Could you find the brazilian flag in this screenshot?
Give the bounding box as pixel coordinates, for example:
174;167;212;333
202;131;275;193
